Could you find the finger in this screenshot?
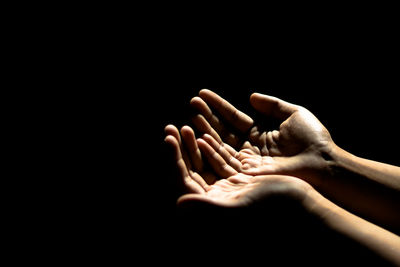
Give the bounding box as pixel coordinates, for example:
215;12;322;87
191;96;241;146
192;114;222;144
190;171;211;189
197;138;238;178
165;124;182;143
180;125;203;172
249;126;268;155
221;142;239;158
199;89;254;133
165;125;209;191
250;93;298;120
266;130;282;156
165;124;192;170
164;135;205;193
190;96;226;135
237;148;258;161
192;114;241;148
202;134;242;172
241;141;260;154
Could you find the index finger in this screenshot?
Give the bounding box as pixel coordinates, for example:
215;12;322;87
199;89;254;133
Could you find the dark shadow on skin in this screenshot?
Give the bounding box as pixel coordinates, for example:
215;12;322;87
156;87;399;266
175;195;395;266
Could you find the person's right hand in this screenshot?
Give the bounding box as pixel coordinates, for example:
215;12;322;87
164;124;313;208
191;89;335;187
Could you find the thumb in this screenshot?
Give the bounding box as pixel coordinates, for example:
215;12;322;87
250;93;297;120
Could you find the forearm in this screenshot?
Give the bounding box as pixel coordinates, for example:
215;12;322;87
319;144;400;232
305;188;400;266
330;145;400;190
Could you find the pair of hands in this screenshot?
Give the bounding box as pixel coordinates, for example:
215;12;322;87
165;89;334;208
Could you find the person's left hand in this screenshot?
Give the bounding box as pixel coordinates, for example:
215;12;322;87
190;89;333;187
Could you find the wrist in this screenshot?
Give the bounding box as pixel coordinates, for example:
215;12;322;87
316;142;346;189
302;183;334;220
298;141;339;189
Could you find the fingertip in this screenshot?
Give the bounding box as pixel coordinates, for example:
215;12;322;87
199;133;210;143
196;137;204;144
203;133;221;145
196;138;208;148
181;125;196;142
250;92;259;98
199;88;211;95
202;133;211;139
165;124;178;134
192;113;203;121
199;89;216;100
249;92;263;103
190;96;202;106
181;125;192;133
164;124;173;132
164;135;176;144
191;96;214;118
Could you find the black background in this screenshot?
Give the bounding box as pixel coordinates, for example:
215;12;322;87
95;28;399;265
20;6;400;265
107;50;399;264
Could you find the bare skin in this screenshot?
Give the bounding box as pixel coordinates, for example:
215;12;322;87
164;89;400;265
164;124;400;265
190;90;335;184
164;124;310;207
191;89;400;232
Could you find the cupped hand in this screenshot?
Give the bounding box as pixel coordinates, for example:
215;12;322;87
190;89;335;187
165;124;312;208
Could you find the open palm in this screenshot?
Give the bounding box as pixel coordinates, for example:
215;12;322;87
190;90;334;186
165;124;311;207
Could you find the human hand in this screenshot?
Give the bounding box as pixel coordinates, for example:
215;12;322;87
164;124;217;193
165;124;312;207
190;89;334;187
